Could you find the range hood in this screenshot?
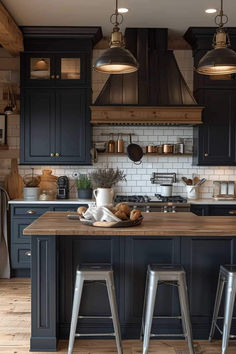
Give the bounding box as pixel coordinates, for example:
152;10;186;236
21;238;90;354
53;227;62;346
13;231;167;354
91;28;203;125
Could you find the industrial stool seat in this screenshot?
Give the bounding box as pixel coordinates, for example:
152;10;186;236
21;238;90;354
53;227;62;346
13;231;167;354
68;264;123;354
209;265;236;354
140;264;194;354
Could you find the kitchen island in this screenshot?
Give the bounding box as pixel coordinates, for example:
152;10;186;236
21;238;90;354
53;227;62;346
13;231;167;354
24;212;236;351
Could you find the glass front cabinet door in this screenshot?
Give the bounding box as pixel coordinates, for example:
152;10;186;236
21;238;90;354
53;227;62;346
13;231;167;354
22;53;87;86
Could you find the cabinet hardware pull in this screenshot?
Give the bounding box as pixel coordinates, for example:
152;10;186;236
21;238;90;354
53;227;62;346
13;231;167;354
56;74;60;79
51;75;55;79
50;153;55;157
27;210;36;214
229;210;236;215
55;152;60;157
204;153;209;157
25;251;31;257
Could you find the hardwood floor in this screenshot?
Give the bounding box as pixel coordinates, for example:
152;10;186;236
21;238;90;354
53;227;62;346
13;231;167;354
0;279;236;353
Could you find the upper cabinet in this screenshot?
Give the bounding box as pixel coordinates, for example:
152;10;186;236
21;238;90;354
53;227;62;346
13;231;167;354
20;27;102;165
185;27;236;166
21;53;88;87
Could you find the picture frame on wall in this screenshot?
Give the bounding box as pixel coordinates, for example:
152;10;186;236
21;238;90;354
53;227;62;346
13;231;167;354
0;114;7;146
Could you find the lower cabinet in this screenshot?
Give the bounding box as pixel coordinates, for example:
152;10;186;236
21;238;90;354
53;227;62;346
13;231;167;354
191;204;236;216
10;203;87;275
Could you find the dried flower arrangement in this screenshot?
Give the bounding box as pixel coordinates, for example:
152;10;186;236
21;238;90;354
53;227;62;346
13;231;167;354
89;168;126;189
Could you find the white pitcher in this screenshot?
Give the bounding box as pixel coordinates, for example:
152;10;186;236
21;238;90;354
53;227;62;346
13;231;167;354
93;188;114;207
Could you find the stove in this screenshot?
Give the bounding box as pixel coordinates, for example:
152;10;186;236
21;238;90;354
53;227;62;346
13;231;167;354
114;194;190;213
114;194;187;204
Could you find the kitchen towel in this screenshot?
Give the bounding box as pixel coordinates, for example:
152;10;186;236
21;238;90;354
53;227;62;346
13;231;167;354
0;186;10;278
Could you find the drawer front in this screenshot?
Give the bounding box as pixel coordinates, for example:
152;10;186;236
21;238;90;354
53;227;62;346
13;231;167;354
12;206;50;217
53;204;88;212
11;244;31;269
12;218;33;243
209;206;236;216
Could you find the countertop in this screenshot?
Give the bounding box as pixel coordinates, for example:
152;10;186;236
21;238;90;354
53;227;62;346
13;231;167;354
23;211;236;237
9;198;236;205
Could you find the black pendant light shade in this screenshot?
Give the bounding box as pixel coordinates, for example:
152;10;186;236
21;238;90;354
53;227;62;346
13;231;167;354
197;0;236;76
94;0;138;74
94;47;138;74
197;47;236;75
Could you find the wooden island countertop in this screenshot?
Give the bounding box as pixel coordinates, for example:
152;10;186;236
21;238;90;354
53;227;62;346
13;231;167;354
23;211;236;236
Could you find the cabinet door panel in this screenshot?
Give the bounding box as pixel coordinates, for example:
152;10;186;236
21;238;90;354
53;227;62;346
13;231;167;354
55;88;91;164
55;53;89;86
196;90;236;165
21;89;56;164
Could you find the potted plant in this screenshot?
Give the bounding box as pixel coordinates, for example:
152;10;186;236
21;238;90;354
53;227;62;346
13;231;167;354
89;168;126;207
76;174;92;200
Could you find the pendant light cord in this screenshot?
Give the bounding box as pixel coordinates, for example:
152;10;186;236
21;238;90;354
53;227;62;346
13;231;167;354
215;0;228;27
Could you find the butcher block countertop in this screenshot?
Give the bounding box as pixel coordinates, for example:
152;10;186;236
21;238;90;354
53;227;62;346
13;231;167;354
23;211;236;237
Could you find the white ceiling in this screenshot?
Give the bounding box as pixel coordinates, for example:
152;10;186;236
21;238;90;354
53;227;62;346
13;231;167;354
3;0;236;37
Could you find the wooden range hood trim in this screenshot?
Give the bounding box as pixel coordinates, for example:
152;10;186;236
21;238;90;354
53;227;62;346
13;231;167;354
90;105;204;125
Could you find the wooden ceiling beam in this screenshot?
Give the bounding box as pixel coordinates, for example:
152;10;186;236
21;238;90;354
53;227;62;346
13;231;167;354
0;2;23;56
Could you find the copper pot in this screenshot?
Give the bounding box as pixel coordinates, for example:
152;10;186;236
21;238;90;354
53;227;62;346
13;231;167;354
163;144;173;154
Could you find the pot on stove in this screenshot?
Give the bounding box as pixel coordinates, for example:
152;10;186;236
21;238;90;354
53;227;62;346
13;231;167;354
160;184;173;197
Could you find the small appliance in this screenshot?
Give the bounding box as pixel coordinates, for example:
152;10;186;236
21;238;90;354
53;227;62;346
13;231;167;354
57;176;69;199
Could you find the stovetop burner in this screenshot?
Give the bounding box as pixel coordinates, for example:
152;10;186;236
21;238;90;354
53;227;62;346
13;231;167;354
114;195;187;204
154;194;187;203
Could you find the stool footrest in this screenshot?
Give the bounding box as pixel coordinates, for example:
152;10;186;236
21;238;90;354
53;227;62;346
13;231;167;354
151;333;185;338
215;323;236;338
75;333;115;337
153;316;182;319
78;315;112;319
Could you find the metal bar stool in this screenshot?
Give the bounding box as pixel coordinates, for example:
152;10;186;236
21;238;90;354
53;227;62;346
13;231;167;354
140;264;194;354
209;265;236;354
68;264;123;354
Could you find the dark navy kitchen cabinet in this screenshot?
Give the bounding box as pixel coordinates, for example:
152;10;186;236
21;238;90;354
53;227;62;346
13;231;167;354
21;88;91;164
20;27;102;165
191;204;236;216
185;27;236;166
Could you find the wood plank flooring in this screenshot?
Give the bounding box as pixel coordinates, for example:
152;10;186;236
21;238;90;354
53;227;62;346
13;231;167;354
0;278;236;353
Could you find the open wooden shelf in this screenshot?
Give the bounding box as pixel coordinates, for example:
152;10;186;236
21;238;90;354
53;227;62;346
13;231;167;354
0;144;9;150
98;152;192;157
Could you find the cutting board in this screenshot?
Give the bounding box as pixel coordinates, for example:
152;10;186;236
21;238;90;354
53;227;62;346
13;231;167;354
5;158;24;199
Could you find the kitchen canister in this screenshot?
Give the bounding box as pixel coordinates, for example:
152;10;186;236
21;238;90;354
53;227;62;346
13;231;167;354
93;188;114;207
186;185;199;200
24;187;40;201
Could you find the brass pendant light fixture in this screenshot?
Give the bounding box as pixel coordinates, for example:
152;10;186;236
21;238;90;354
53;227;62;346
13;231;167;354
197;0;236;75
94;0;138;74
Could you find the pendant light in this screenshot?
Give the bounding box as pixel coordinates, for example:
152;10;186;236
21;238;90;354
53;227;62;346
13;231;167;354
4;87;14;115
94;0;138;74
197;0;236;75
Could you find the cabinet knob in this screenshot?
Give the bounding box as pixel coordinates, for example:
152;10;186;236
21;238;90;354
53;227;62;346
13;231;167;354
25;251;31;257
55;152;60;157
229;210;236;215
56;74;60;79
51;75;55;79
204;153;209;157
27;209;36;215
50;153;55;157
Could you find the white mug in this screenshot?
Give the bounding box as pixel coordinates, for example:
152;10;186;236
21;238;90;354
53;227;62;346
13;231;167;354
93;188;114;207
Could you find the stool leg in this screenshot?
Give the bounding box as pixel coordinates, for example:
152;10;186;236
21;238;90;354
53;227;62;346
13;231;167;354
106;272;123;354
222;276;236;354
140;270;149;341
68;274;84;354
178;273;195;354
209;271;225;342
143;273;158;354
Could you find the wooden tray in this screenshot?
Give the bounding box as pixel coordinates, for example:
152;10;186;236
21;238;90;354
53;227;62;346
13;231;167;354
67;214;143;228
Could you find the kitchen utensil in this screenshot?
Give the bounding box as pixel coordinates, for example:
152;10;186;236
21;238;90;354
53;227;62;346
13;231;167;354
161;184;173;197
189;178;206;193
108;134;115;153
127;134;143;164
193;176;199;185
94;142;106;152
147;145;154;153
117;135;124;153
182;177;188;185
4;158;24;199
163;144;173;154
186;179;193;186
